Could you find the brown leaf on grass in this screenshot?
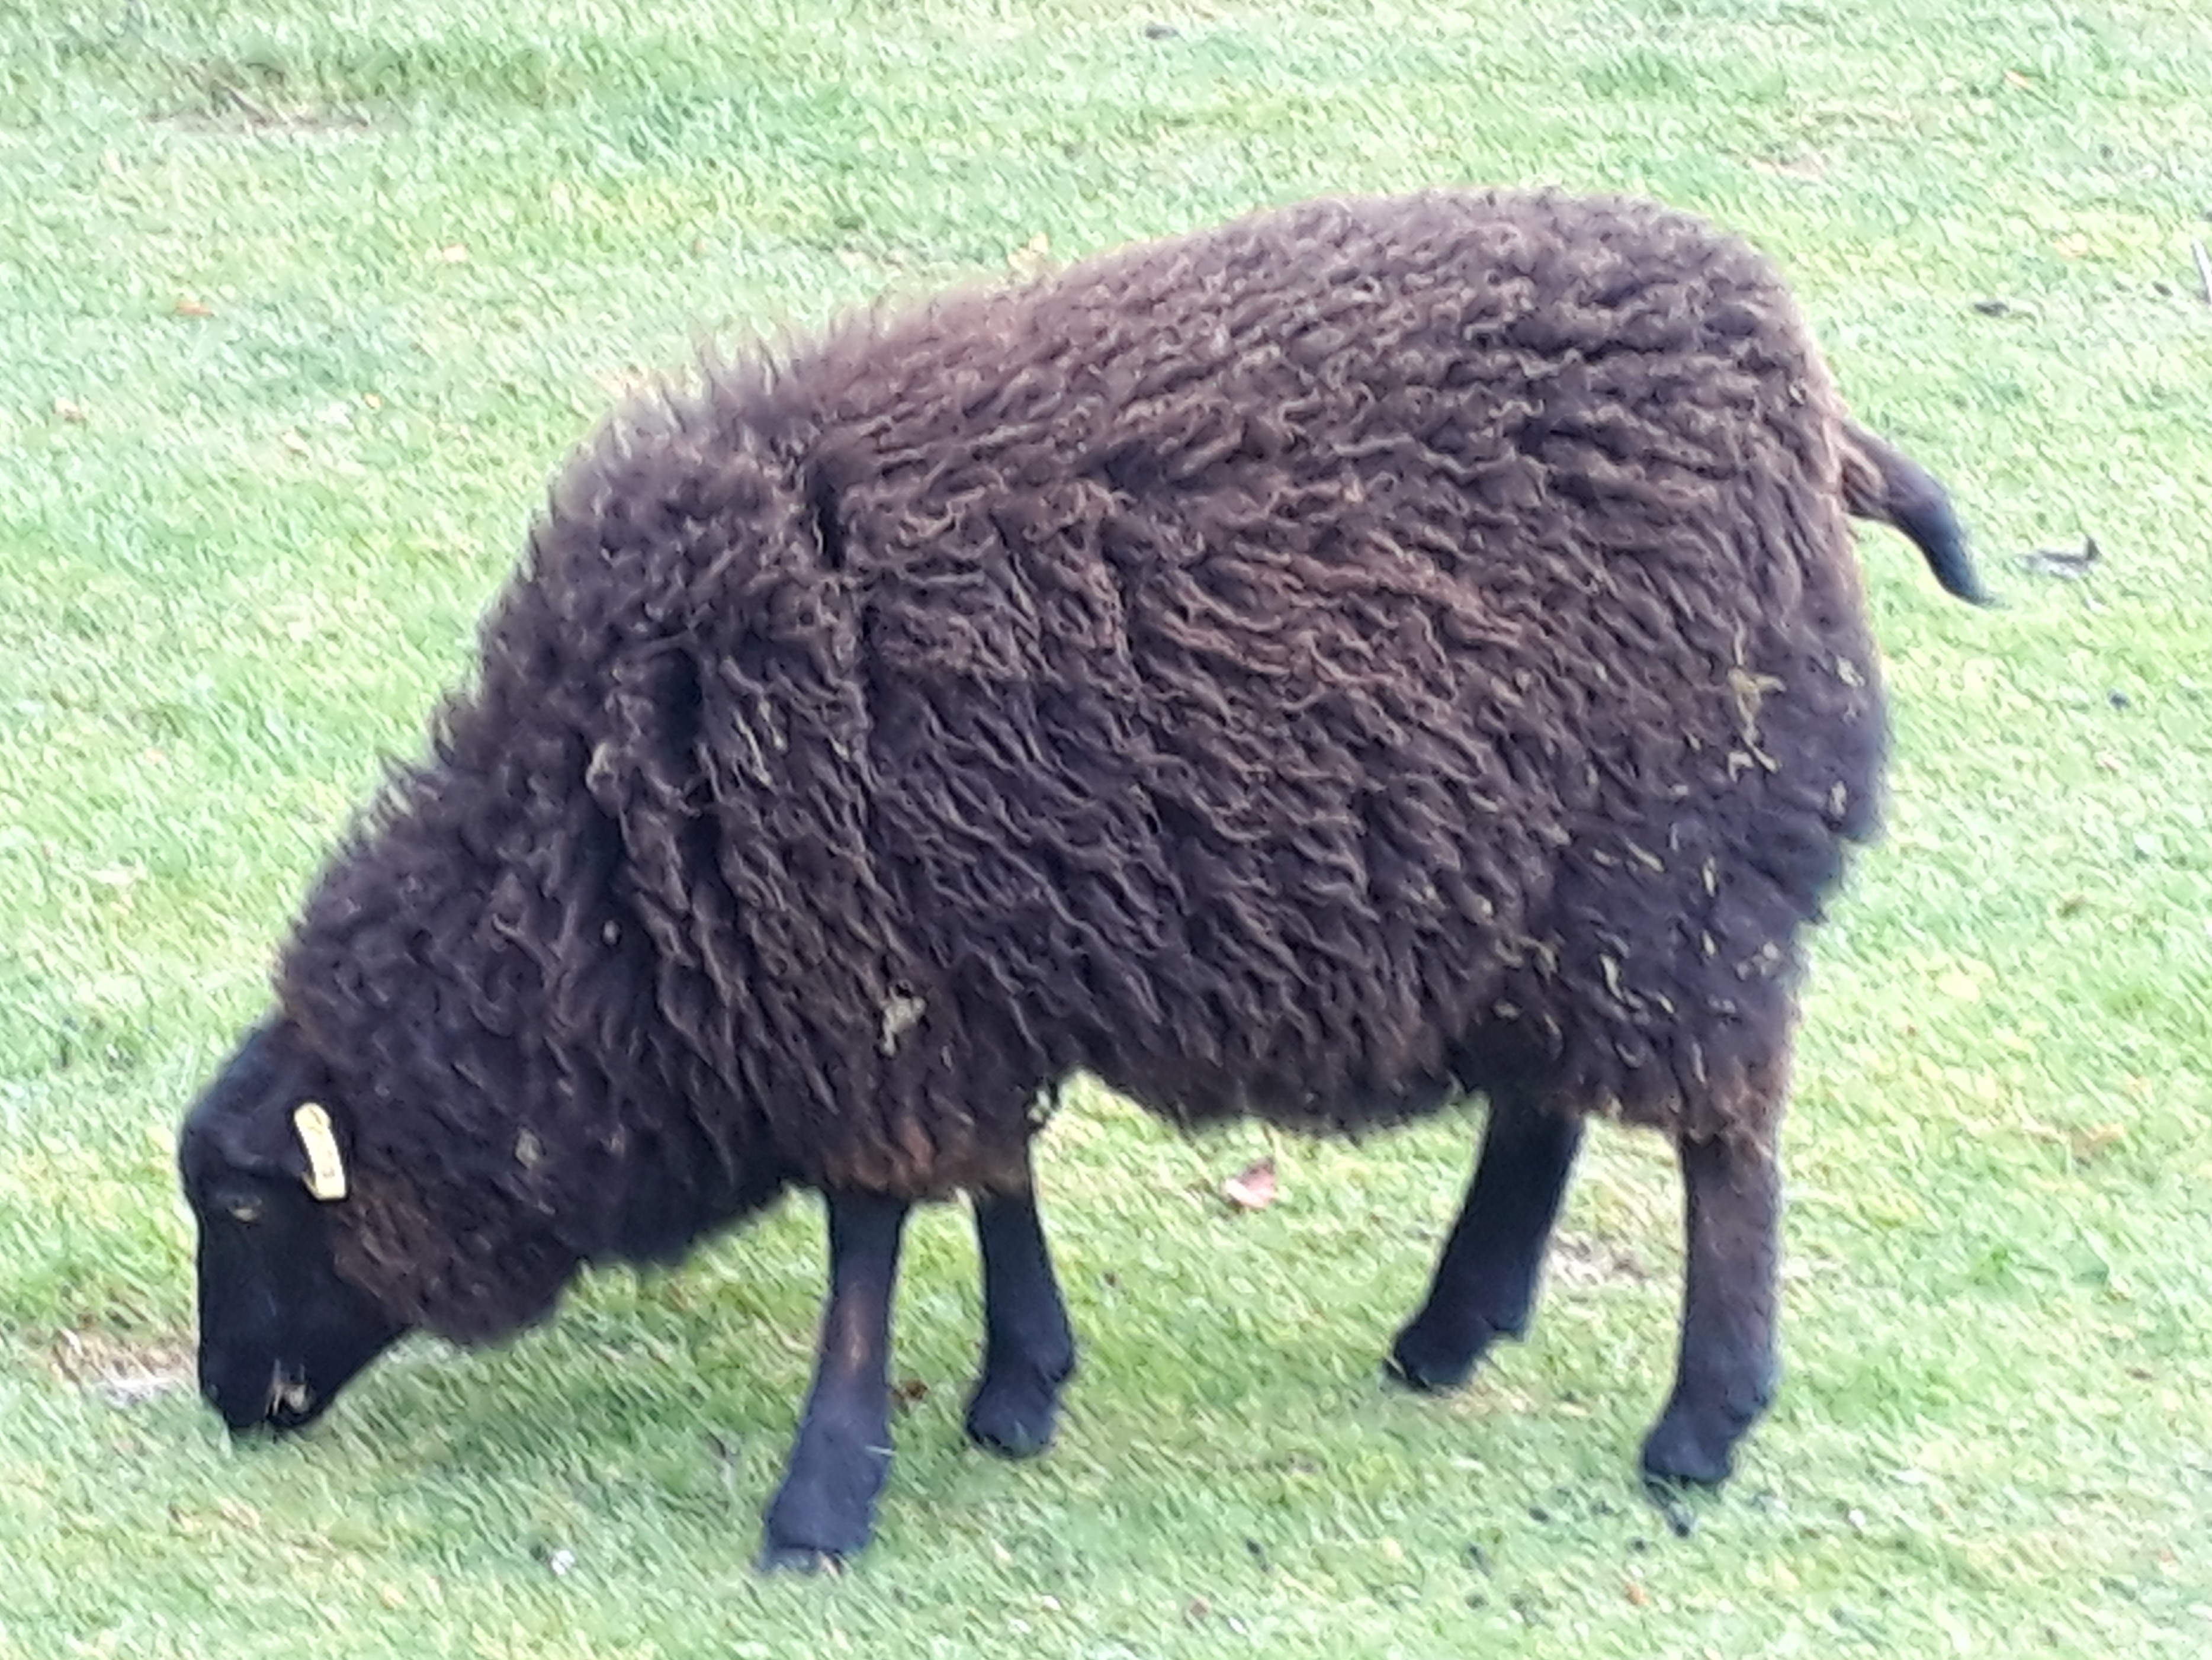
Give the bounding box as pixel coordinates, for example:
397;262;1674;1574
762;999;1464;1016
2069;1123;2126;1161
173;296;214;319
2023;1120;2127;1163
53;396;88;422
1625;1580;1651;1607
891;1376;930;1408
1220;1155;1277;1212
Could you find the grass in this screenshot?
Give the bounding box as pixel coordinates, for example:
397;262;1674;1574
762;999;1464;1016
3;0;2210;1652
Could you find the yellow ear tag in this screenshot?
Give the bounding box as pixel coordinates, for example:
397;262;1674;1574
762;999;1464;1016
293;1102;348;1202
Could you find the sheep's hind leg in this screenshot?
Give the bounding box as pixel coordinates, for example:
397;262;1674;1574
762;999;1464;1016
964;1181;1077;1457
1640;1123;1782;1488
1389;1091;1584;1391
759;1190;910;1572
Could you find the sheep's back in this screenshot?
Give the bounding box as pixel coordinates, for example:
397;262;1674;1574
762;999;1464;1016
781;189;1883;1138
440;188;1888;1199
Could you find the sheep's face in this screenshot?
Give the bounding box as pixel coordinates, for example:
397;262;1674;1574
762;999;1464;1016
179;1021;407;1435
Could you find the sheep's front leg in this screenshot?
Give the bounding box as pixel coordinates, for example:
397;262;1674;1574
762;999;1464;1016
1389;1092;1584;1390
759;1190;910;1572
965;1182;1076;1457
1640;1126;1781;1487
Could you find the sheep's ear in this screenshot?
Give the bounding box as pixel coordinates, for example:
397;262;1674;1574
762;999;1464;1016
188;1026;335;1192
292;1102;349;1202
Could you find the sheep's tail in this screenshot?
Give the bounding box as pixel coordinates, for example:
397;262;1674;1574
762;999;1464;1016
1837;422;1994;606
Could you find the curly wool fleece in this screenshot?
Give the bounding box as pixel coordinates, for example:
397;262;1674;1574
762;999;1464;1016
279;188;1917;1341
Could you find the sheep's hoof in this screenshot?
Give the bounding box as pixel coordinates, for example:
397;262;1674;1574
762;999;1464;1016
1384;1319;1492;1392
756;1545;849;1578
964;1364;1069;1459
1638;1411;1744;1488
1640;1363;1772;1488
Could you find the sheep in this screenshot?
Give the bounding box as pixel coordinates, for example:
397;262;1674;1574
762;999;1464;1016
179;185;1989;1571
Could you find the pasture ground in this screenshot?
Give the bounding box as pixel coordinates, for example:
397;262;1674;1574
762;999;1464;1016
2;1;2208;1653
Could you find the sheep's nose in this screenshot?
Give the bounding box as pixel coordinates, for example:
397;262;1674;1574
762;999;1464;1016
201;1368;272;1434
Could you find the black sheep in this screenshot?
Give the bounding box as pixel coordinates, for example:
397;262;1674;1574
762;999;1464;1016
179;187;1989;1569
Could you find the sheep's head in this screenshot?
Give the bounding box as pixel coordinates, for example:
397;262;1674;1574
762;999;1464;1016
178;1020;407;1434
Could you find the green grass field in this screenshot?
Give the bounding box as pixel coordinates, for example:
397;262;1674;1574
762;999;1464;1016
4;0;2210;1652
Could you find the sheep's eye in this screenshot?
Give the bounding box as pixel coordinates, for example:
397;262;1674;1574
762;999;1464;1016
226;1197;264;1225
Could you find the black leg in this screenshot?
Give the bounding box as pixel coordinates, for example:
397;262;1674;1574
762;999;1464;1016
965;1182;1077;1457
1640;1125;1782;1487
1389;1091;1584;1391
759;1190;910;1572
